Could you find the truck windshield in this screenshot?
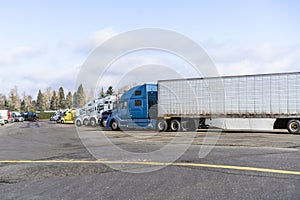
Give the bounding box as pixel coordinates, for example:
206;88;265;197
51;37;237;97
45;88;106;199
114;101;127;110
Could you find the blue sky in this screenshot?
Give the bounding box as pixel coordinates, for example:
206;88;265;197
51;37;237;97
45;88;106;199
0;0;299;97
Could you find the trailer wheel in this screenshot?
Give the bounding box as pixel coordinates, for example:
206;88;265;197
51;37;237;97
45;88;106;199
287;119;300;134
76;120;82;127
90;118;96;127
156;119;168;132
170;119;181;132
111;120;120;131
83;119;89;126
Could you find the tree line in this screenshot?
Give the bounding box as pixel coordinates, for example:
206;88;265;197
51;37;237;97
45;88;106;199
0;84;115;112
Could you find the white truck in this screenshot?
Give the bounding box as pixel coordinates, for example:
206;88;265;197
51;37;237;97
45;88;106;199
11;111;24;122
75;95;116;127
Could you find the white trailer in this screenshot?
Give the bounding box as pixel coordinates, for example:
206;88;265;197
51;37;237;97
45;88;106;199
157;72;300;133
0;110;9;123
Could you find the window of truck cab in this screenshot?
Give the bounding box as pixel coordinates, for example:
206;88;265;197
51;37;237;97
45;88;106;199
97;104;104;111
135;90;142;96
134;100;142;106
115;101;128;110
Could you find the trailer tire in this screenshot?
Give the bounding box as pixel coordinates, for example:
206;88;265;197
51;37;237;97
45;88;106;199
170;119;181;132
83;119;89;126
90;118;96;127
287;119;300;134
76;120;82;127
111;120;120;131
156;119;168;132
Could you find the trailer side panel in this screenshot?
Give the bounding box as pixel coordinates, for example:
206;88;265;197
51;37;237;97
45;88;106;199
158;72;300;118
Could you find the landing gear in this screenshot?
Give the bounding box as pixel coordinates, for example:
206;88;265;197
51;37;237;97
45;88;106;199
182;119;196;131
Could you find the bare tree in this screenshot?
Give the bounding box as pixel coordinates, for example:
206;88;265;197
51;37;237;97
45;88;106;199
0;94;7;110
44;87;52;110
9;86;21;111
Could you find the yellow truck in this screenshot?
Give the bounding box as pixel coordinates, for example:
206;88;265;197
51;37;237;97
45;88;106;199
61;109;76;124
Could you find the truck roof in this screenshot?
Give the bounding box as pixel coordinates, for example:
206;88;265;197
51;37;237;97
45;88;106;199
120;84;157;100
157;71;300;83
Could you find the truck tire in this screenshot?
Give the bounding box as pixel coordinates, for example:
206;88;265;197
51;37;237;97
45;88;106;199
287;119;300;134
90;118;96;127
111;120;120;131
170;119;181;132
156;119;168;132
83;119;89;126
76;120;82;127
101;118;107;127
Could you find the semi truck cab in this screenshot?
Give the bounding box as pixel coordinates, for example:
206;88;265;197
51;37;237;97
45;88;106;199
61;109;76;124
107;84;158;130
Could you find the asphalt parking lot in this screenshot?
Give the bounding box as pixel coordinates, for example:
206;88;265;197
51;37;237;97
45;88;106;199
1;121;300;199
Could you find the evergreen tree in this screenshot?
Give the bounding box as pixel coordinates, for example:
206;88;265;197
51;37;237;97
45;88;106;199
20;99;26;112
21;92;27;112
31;100;36;112
72;92;78;108
58;87;66;109
50;90;58;110
106;86;114;96
4;100;9;110
66;91;73;109
77;84;86;107
99;87;105;98
36;89;44;111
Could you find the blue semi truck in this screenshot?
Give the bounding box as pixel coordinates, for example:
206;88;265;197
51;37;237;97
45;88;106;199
107;72;300;133
106;84;159;131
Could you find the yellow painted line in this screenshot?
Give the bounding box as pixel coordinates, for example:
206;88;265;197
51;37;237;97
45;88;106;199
1;160;300;175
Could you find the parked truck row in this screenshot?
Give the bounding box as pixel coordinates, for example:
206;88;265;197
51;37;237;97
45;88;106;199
50;95;116;127
106;72;300;134
0;110;39;126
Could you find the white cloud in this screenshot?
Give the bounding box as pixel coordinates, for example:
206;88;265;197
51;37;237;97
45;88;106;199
2;30;300;101
206;42;300;76
0;46;41;65
0;28;119;97
77;27;118;53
